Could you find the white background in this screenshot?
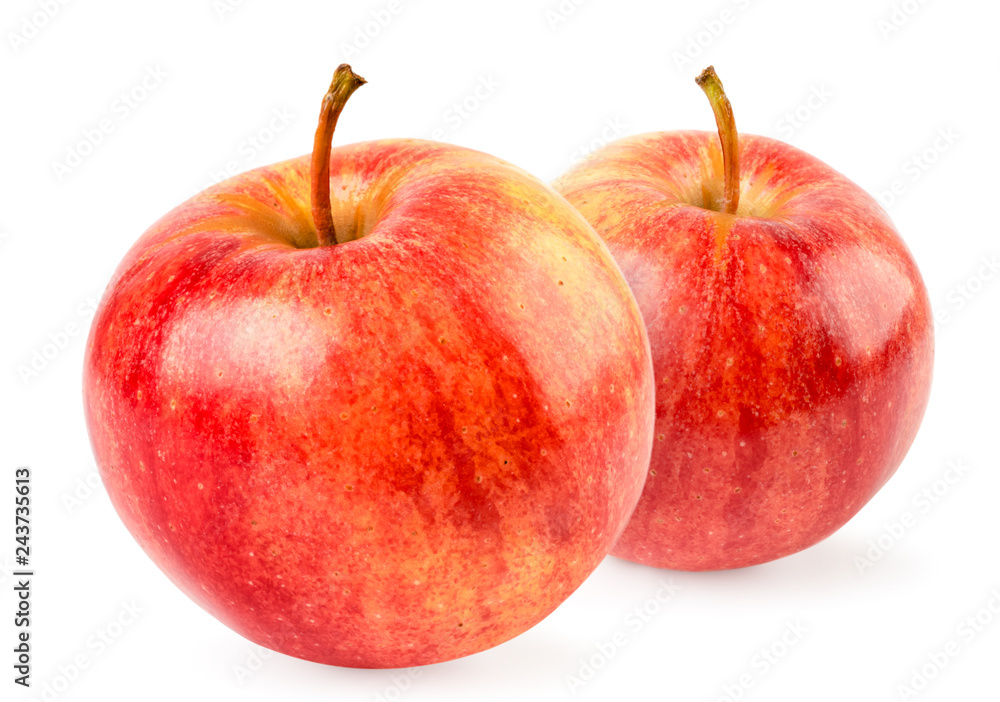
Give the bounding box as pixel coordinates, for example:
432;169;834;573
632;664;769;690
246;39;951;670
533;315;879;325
2;0;998;700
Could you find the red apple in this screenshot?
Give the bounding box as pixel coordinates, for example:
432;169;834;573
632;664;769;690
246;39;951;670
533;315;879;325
554;67;933;571
83;65;655;666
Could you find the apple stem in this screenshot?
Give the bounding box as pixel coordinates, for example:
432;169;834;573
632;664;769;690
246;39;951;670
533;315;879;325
695;66;740;215
311;64;367;247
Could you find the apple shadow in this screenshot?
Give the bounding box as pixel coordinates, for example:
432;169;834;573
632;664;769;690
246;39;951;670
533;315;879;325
601;531;934;610
604;537;851;584
240;626;578;698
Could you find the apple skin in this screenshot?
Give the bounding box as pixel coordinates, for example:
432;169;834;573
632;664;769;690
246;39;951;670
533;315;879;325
83;138;655;667
554;130;933;571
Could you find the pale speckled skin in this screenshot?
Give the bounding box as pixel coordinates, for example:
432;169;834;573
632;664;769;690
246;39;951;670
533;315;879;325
84;139;655;667
554;130;933;571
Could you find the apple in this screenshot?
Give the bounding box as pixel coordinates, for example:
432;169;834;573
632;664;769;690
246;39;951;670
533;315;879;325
83;65;655;666
553;66;933;571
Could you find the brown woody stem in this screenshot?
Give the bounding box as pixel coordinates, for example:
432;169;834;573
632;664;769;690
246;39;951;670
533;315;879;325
695;66;740;215
311;64;366;246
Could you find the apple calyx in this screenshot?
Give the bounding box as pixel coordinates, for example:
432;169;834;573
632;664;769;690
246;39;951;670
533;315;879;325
695;66;740;216
311;64;367;247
